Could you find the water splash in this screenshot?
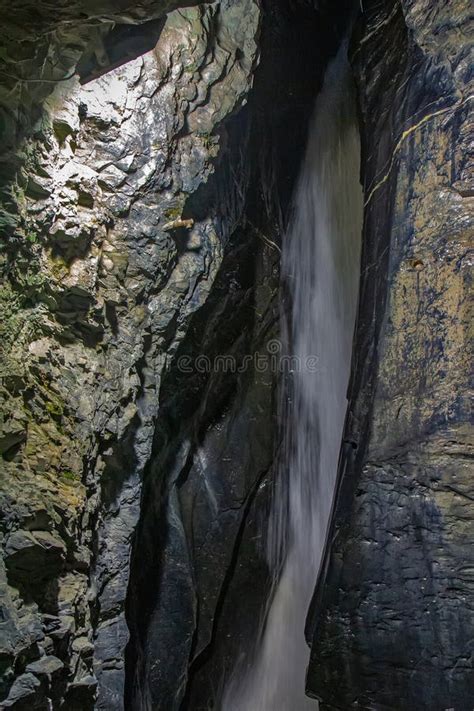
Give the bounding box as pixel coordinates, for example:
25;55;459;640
223;44;363;710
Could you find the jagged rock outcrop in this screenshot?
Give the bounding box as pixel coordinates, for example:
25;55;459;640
0;1;260;707
0;2;203;243
0;0;202;162
306;1;473;708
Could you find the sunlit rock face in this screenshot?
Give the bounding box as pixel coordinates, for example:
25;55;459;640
306;0;473;708
0;3;260;708
0;1;204;164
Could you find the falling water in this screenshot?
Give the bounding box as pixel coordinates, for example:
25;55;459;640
223;44;363;710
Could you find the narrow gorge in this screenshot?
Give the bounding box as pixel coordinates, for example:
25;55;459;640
0;1;472;710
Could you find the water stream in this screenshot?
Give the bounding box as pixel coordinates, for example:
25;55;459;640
223;44;363;710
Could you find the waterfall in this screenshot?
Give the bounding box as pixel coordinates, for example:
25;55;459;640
223;44;363;710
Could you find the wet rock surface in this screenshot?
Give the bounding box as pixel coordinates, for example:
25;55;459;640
306;1;473;708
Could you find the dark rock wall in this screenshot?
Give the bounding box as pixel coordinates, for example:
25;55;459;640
306;1;473;709
124;223;280;711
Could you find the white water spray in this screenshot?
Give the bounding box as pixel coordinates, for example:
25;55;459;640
223;45;363;710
